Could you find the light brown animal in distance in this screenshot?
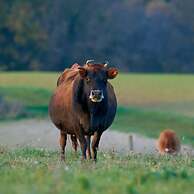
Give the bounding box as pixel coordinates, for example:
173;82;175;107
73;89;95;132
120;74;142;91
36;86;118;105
157;129;181;154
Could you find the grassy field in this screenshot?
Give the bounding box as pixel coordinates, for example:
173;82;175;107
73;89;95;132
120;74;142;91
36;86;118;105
0;72;194;194
0;147;194;194
0;72;194;145
1;72;194;112
1;72;194;114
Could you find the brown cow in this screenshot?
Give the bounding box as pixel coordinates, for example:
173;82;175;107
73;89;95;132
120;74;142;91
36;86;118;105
49;61;118;161
156;129;181;155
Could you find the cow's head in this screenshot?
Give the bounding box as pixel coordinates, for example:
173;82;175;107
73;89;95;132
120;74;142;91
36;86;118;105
78;61;118;103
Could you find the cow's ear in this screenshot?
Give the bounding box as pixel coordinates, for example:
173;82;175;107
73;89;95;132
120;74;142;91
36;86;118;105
107;68;118;79
71;63;80;69
78;67;87;78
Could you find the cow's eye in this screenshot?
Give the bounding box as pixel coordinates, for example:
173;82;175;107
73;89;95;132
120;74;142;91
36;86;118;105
86;77;91;83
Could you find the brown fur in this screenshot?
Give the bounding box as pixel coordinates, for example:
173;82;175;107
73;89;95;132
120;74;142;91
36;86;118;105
49;63;118;161
157;129;181;154
57;66;79;86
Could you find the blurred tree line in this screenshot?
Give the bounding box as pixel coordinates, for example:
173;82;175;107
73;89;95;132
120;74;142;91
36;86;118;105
0;0;194;72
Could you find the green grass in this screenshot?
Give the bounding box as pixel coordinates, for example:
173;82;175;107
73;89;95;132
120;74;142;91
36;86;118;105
1;72;194;115
0;72;194;145
0;147;194;194
0;72;57;90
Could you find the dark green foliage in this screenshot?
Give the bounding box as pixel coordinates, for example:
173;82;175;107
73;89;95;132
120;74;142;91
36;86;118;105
0;0;47;71
0;0;194;72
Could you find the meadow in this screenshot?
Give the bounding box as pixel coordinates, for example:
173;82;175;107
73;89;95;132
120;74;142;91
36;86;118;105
0;147;194;194
0;72;194;145
1;72;194;194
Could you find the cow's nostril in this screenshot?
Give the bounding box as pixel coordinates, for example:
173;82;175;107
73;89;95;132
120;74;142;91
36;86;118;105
90;90;103;98
91;91;95;96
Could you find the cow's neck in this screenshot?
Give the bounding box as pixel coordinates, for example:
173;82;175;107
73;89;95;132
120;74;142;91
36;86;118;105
89;100;107;116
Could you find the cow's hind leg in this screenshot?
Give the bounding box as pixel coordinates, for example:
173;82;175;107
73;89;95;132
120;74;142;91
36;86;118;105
92;131;102;162
59;130;67;161
86;135;92;159
70;134;78;152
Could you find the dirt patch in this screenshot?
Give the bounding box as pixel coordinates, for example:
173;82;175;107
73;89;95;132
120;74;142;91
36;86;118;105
0;119;193;155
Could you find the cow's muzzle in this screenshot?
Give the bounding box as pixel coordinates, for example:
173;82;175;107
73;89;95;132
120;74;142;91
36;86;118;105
89;90;104;102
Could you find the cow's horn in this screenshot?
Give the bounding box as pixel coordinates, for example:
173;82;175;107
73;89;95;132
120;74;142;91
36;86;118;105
104;61;109;67
86;59;94;64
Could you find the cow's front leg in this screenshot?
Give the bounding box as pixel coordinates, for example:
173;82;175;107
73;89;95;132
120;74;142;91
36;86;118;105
70;134;78;152
91;131;102;161
77;131;87;160
59;130;67;161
